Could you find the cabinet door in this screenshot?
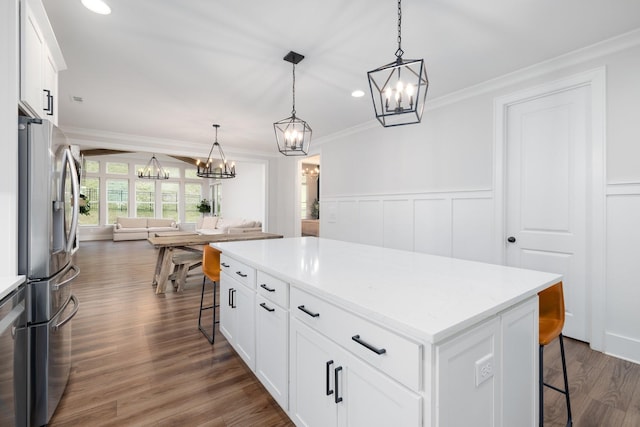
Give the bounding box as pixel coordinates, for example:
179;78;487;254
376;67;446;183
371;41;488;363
256;295;288;409
43;46;58;125
219;276;235;344
20;0;44;117
234;281;256;370
290;318;338;427
338;350;422;427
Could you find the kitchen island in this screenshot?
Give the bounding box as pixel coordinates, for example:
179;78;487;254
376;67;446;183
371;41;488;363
213;237;562;427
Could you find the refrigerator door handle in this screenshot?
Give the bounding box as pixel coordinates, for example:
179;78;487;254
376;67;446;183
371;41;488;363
63;147;80;254
52;294;79;332
52;264;80;291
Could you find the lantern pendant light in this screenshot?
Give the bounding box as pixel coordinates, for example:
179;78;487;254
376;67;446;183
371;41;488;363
367;0;429;127
274;51;312;156
196;124;236;179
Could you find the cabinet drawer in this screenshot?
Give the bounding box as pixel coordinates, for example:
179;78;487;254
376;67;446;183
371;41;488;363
220;254;255;289
290;287;422;391
256;271;289;308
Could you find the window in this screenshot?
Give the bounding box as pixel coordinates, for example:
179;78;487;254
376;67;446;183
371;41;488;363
79;177;99;226
135;181;155;218
212;182;222;217
84;159;99;173
301;174;308;219
161;182;179;220
164;166;180;179
184;183;202;223
184;168;199;179
106;179;128;223
106;162;129;175
78;156;211;226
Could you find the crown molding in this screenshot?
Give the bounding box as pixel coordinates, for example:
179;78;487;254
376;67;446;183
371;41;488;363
317;27;640;144
426;28;640;112
61;126;279;162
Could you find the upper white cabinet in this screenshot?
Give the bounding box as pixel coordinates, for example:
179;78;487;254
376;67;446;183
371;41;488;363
20;0;66;125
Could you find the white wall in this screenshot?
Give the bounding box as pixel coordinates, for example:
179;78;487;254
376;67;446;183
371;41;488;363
270;35;640;363
218;160;266;226
0;0;19;276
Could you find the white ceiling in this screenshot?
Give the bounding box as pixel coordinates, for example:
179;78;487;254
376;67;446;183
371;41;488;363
43;0;640;157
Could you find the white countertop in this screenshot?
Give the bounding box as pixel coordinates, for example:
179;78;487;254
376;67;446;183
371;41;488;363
0;275;26;300
213;237;562;344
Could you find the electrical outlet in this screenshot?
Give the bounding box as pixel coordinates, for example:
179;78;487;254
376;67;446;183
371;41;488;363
475;354;494;387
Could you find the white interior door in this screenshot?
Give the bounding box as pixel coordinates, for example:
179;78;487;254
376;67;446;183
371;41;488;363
505;85;590;341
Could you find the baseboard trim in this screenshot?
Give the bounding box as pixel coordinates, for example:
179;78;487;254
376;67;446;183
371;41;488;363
604;332;640;365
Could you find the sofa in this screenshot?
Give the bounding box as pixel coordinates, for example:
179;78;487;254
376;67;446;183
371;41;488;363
113;217;179;241
196;216;262;235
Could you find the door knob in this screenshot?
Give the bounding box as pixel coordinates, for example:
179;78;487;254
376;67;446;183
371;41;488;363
507;236;516;243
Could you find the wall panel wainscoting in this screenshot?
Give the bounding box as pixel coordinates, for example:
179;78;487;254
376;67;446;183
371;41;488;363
321;191;496;264
605;183;640;364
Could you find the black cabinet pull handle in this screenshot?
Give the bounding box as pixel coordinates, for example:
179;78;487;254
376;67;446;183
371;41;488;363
228;288;233;306
260;283;276;292
43;89;53;114
221;262;230;268
236;271;247;278
230;289;236;308
334;366;343;404
260;302;275;312
352;335;387;355
326;360;334;396
297;305;320;318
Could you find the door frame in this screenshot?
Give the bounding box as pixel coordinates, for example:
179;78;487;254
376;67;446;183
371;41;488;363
492;67;606;350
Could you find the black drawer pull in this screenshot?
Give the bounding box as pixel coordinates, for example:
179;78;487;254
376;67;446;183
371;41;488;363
326;360;334;396
260;283;276;292
236;271;247;278
352;335;386;355
334;366;343;404
260;302;275;312
297;305;320;318
221;262;230;268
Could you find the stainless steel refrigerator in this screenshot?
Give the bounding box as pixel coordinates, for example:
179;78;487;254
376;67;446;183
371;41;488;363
18;117;81;427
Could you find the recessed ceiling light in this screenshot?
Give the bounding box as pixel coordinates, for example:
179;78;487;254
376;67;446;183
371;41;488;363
351;90;365;98
81;0;111;15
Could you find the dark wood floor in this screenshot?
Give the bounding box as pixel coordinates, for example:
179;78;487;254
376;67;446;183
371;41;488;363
49;240;293;426
49;240;640;426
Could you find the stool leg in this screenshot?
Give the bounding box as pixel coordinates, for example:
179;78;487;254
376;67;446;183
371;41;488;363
539;344;544;427
558;334;573;427
212;280;218;343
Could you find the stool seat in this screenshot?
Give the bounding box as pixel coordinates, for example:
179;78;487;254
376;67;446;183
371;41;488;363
199;245;221;344
539;318;563;346
538;281;572;427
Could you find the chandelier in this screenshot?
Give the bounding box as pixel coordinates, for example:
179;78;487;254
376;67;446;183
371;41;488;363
274;51;312;156
138;154;169;180
196;124;236;179
367;0;428;127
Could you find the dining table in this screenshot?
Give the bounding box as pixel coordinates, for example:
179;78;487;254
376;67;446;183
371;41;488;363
147;231;283;294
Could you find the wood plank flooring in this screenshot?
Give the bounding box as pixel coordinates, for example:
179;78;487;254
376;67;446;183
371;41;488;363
49;240;640;426
48;240;292;427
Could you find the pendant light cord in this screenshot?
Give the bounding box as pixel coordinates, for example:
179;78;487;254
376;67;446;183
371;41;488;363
395;0;404;59
291;62;297;116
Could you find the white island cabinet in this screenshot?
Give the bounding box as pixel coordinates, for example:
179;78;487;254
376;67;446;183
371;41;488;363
214;237;562;427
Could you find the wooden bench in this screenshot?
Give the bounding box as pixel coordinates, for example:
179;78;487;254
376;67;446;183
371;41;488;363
170;251;203;292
